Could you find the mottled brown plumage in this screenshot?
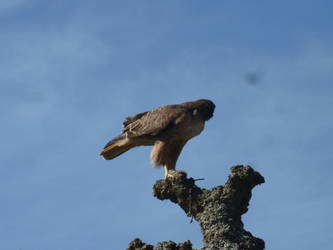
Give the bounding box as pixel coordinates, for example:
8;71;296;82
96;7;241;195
100;99;215;178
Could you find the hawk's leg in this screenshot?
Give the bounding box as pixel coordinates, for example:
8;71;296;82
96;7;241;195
164;166;177;179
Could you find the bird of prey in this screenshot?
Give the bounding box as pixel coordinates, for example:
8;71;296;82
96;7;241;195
100;99;215;179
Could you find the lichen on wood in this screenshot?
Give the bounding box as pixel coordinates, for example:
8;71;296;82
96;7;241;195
127;165;265;250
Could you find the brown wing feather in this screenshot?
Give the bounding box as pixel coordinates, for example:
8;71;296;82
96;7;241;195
123;105;187;137
122;111;148;127
100;139;134;160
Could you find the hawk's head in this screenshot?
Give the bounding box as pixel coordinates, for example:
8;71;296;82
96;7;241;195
182;99;215;121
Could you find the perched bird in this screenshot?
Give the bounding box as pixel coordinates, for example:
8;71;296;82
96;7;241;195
100;99;215;179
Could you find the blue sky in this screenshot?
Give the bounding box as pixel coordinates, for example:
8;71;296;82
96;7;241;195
1;1;332;249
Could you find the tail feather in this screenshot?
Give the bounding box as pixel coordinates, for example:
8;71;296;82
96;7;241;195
100;134;133;160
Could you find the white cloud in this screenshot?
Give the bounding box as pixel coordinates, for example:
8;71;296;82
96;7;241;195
0;0;31;12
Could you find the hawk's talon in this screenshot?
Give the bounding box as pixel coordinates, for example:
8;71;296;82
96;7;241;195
170;170;177;177
165;173;175;179
164;166;177;179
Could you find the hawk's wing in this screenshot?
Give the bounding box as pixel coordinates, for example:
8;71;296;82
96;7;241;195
122;111;149;127
122;105;187;137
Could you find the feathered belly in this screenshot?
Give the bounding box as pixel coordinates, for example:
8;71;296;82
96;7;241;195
183;118;205;139
150;118;205;168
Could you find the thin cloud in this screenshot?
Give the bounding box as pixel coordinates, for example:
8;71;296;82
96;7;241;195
0;0;31;12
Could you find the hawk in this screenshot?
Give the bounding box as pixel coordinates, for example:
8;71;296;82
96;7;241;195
100;99;215;179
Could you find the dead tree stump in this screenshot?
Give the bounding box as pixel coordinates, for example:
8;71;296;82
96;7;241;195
127;165;265;250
